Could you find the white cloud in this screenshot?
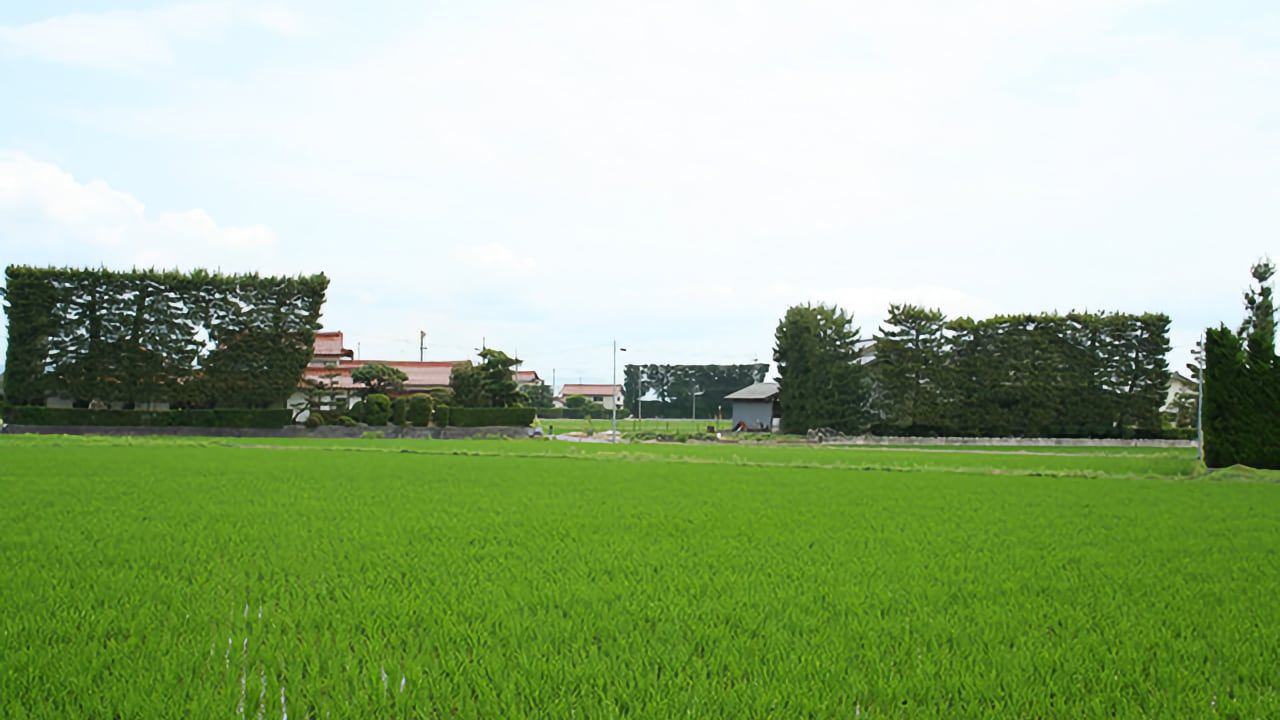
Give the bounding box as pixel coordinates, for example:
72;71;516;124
0;1;303;69
5;0;1277;380
452;242;539;275
0;151;276;269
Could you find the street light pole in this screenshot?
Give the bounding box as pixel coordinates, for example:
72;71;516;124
612;340;617;442
611;341;627;443
1196;331;1205;463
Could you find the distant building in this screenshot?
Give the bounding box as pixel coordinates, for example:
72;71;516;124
557;383;624;410
725;382;780;431
288;331;468;420
310;331;355;367
516;370;544;387
1162;371;1197;414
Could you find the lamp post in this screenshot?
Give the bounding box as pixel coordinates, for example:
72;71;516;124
612;341;627;443
692;387;704;422
1196;331;1205;463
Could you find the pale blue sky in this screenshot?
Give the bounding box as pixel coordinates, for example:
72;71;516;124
2;0;1277;384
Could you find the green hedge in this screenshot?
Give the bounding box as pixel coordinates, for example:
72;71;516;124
445;407;535;427
2;265;327;407
1204;327;1280;469
1;406;293;428
536;407;630;420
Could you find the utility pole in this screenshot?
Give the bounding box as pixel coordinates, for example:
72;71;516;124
1197;331;1205;463
419;330;427;362
611;341;627;443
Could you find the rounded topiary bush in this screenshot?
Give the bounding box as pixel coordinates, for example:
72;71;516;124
364;394;393;426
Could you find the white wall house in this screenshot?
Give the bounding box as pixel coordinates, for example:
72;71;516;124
557;384;624;410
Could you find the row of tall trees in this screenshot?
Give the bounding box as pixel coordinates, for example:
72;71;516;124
622;363;769;418
2;266;328;408
773;303;1172;437
1204;259;1278;468
876;306;1171;437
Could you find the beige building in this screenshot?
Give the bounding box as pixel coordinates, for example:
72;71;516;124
556;383;624;410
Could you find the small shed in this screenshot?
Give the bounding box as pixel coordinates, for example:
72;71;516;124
725;382;779;431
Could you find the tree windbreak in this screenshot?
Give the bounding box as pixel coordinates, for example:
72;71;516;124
2;266;328;408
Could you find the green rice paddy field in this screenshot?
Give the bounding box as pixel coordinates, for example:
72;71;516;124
2;435;1278;717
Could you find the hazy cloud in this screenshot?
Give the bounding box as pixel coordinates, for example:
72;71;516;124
0;1;303;69
0;151;276;269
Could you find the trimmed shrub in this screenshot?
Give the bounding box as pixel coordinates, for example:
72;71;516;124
336;415;358;427
304;412;326;429
348;400;366;423
433;405;451;427
391;397;408;426
0;406;292;428
446;407;535;427
364;394;392;426
406;394;434;426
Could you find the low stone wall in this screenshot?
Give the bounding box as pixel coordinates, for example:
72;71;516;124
821;434;1195;449
1;424;533;440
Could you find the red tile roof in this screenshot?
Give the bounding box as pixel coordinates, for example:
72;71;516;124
302;359;468;392
313;331;353;359
516;370;541;384
559;384;622;396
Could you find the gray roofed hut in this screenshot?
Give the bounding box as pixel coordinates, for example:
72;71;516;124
725;382;780;432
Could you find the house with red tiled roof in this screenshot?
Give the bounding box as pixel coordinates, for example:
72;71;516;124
556;383;624;410
310;331;354;367
515;370;543;387
287;331;468;420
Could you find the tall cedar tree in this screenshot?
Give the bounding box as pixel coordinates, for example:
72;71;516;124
872;304;948;431
1239;258;1276;365
1204;258;1279;468
773;304;869;434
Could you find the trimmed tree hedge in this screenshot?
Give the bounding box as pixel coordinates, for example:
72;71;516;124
2;266;327;408
1;406;293;428
1203;327;1280;469
869;309;1173;438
